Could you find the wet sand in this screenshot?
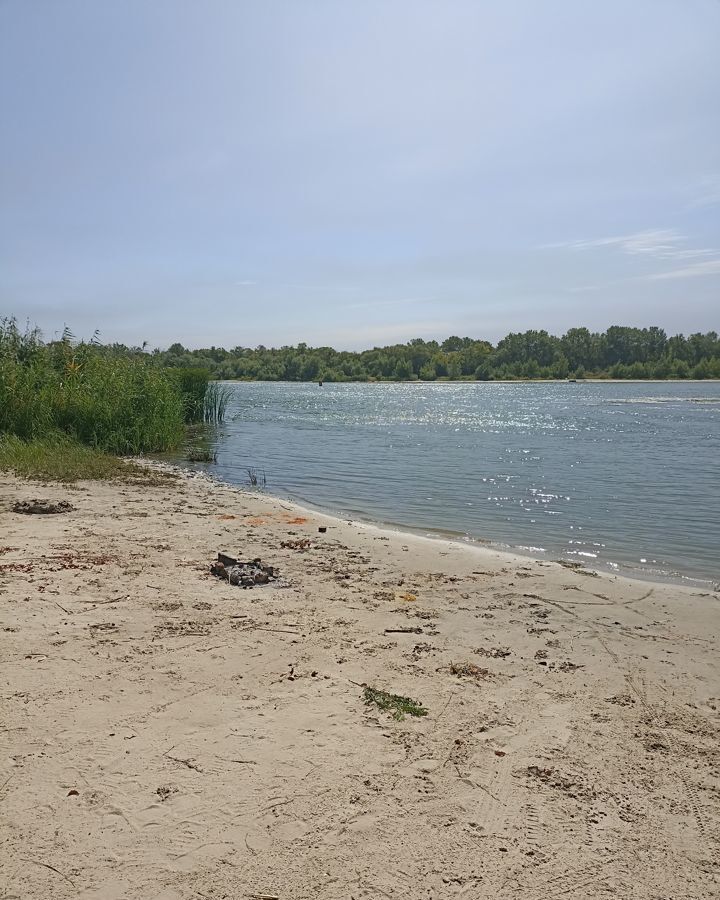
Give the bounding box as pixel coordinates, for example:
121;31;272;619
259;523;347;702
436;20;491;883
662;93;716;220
1;468;718;898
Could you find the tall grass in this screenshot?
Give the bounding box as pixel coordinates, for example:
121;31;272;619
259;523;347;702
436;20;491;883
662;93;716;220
1;319;231;458
202;381;232;424
169;367;211;423
0;319;184;453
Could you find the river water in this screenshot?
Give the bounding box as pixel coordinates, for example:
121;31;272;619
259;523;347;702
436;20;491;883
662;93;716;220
186;381;720;587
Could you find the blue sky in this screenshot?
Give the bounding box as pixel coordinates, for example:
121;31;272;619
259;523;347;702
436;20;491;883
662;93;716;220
1;0;719;350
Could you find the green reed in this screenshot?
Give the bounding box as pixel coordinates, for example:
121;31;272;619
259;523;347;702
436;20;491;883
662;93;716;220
169;367;212;423
0;318;185;454
202;380;232;424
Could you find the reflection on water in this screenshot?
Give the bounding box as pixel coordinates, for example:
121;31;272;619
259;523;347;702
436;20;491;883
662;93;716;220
177;381;720;587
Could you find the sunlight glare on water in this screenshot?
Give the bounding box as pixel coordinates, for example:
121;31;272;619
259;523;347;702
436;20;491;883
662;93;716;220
189;381;720;586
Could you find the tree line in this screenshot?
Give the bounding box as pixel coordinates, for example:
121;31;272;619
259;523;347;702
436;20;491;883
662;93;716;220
150;326;720;381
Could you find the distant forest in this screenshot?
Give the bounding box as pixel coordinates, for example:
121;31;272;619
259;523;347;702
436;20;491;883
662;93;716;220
149;326;720;381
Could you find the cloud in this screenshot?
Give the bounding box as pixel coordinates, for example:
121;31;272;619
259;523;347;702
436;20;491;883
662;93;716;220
235;280;257;286
545;229;715;261
566;283;606;293
643;258;720;281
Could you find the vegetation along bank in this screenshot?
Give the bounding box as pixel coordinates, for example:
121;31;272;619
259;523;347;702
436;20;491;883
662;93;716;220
149;325;720;382
0;318;230;477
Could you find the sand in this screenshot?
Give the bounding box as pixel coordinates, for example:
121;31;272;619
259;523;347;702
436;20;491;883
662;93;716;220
1;467;718;899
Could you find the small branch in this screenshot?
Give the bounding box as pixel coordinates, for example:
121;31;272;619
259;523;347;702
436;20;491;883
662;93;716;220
253;627;300;635
20;858;75;887
216;756;257;765
166;754;204;772
163;745;204;773
74;594;129;605
0;772;15;795
261;797;296;812
433;692;455;727
469;777;503;803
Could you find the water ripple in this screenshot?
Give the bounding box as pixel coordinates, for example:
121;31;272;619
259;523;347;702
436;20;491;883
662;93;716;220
187;381;720;586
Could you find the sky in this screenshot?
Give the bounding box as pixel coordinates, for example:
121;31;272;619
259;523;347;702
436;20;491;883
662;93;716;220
1;0;719;350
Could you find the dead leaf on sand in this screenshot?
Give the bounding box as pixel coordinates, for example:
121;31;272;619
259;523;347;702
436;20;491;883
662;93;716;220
449;662;491;679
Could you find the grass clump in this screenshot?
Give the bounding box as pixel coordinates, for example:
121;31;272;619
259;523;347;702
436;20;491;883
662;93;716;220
0;434;175;483
363;685;428;720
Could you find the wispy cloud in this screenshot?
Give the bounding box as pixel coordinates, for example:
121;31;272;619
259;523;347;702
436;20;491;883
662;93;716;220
545;229;715;261
686;174;720;209
548;228;720;285
643;258;720;281
235;280;257;286
566;283;606;293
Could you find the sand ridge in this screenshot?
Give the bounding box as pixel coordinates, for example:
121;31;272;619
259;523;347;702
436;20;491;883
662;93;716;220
0;469;718;898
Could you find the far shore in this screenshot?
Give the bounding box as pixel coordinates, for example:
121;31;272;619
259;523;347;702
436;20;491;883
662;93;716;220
220;377;720;385
1;465;718;898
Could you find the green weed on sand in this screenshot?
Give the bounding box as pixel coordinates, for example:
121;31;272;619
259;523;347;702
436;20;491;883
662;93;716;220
363;685;428;720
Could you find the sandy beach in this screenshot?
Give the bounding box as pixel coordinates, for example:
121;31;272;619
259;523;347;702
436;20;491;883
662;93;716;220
1;467;718;899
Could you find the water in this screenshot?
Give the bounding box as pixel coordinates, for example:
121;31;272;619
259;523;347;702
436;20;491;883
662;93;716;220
185;381;720;587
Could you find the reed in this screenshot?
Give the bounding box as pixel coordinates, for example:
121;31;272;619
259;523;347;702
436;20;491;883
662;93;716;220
246;466;266;487
1;319;232;456
0;318;184;453
169;368;211;423
203;381;232;424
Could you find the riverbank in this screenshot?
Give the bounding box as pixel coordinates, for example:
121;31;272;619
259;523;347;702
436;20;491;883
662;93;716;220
1;468;718;898
224;377;720;383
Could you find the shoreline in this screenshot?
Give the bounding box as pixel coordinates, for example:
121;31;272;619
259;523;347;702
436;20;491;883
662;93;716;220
1;467;718;898
157;460;719;592
221;377;720;385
